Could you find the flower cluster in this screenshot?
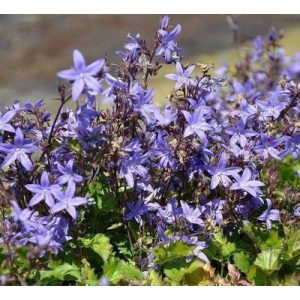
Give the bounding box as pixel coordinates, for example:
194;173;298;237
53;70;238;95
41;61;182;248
0;17;299;272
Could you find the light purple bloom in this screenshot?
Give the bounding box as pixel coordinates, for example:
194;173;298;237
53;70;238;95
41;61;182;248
57;49;105;101
120;153;148;188
154;104;177;126
182;107;212;144
180;200;203;226
253;133;284;160
51;182;88;219
0;128;37;171
256;92;287;120
207;152;241;189
226;120;257;148
156;24;181;63
0;110;15;133
165;62;194;90
25;171;61;207
294;206;300;217
57;159;83;185
257;198;280;229
230;168;264;197
157;199;179;224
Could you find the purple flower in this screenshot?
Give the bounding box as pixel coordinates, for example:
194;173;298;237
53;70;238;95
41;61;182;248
193;241;209;263
257;199;280;229
120;153;148;188
124;34;141;58
230;168;264;197
182;107;212;144
225;120;257;148
57;159;83;185
124;198;148;224
0;110;15;133
180;200;203;226
154;104;177;126
160;16;170;30
152;133;175;169
294;206;300;217
57;49;105;101
157;199;179;224
11;200;34;223
51;182;88;219
156;24;181;63
207;152;241;189
253;133;283;160
131;84;159;124
0;128;37;171
165;62;194;90
256;92;287;120
233;98;257;124
200;199;226;226
25;171;61;208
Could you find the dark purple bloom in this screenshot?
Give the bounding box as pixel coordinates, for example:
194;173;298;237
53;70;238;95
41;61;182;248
152;133;175;169
200;199;226;226
124;198;148;224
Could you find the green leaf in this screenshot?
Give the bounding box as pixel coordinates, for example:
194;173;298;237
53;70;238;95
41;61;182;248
221;242;236;257
212;229;235;258
153;241;194;265
103;258;143;285
40;262;81;282
284;229;300;260
149;270;164;286
88;176;118;213
247;266;270;286
163;259;213;286
233;252;251;274
80;259;99;286
254;249;282;272
260;230;284;250
80;234;112;262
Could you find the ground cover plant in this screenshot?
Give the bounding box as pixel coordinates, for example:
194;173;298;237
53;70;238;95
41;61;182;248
0;16;299;286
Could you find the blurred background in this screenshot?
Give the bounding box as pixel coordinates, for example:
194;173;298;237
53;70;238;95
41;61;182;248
1;15;300;110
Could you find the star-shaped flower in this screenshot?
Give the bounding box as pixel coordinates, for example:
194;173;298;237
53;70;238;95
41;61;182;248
57;49;105;101
165;62;194;90
230;168;264;197
51;182;88;219
0;128;37;171
26;171;61;207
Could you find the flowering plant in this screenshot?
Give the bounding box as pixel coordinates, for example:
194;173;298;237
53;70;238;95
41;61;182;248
0;17;299;286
